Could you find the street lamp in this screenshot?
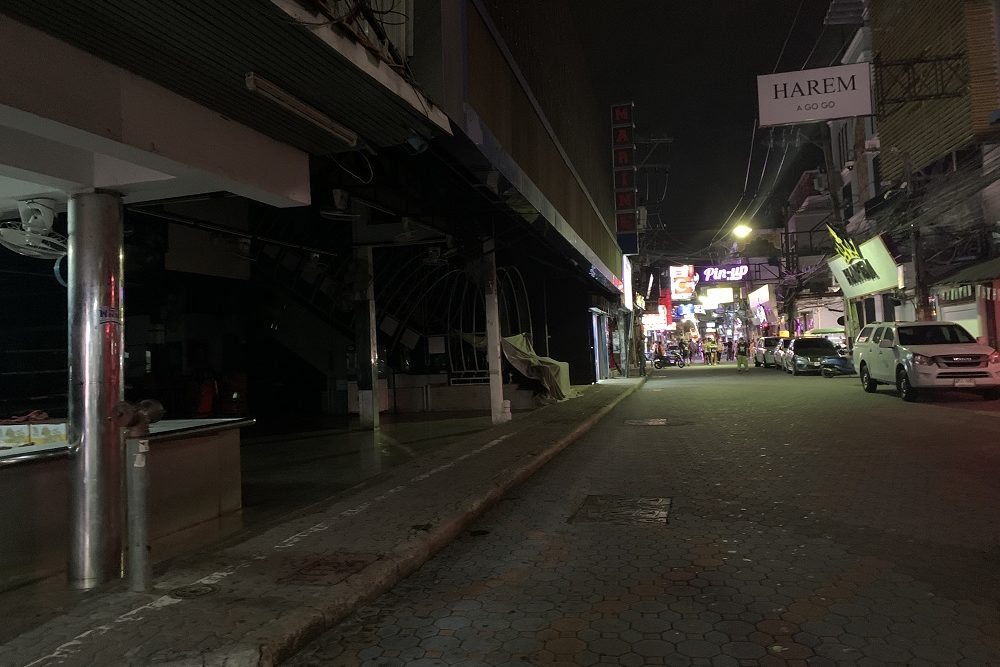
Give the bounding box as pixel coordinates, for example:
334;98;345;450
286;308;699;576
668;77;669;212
733;223;753;239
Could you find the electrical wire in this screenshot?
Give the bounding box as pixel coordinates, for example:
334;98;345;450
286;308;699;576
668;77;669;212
706;117;760;249
332;152;375;184
800;24;827;70
748;130;792;219
695;0;825;254
732;128;778;227
772;0;807;73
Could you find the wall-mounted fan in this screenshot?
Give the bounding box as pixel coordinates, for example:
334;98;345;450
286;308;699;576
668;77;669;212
0;199;67;259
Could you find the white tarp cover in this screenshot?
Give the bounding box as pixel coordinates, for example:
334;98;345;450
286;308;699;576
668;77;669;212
501;334;576;401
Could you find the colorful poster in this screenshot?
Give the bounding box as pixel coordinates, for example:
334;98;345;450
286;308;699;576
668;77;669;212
669;265;697;302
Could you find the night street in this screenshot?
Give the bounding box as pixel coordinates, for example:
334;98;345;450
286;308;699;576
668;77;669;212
6;2;1000;665
289;364;1000;666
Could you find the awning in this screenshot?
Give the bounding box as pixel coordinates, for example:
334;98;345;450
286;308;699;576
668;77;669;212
935;257;1000;286
0;0;450;155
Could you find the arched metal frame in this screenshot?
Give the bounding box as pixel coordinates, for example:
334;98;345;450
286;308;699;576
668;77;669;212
374;251;534;382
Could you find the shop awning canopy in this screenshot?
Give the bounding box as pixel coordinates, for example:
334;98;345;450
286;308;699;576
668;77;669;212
935;257;1000;286
0;0;451;156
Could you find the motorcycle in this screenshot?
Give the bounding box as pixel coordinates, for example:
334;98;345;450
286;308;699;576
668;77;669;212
820;353;855;378
652;350;686;369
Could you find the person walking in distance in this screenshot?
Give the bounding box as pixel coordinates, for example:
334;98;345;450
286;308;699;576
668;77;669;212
705;337;717;365
736;337;750;373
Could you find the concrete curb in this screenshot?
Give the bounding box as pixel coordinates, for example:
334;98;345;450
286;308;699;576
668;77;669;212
245;377;647;666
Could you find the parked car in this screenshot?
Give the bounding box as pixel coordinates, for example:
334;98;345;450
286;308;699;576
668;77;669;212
853;321;1000;401
804;327;848;350
783;337;839;375
771;338;792;370
753;336;781;367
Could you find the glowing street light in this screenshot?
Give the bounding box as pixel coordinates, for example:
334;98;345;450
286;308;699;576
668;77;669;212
732;223;753;239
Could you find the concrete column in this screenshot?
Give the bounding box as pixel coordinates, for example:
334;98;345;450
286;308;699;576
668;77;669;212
67;192;125;590
354;246;379;430
483;240;508;424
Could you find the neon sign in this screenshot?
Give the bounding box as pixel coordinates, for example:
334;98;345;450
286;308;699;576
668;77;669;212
827;225;878;286
698;264;749;282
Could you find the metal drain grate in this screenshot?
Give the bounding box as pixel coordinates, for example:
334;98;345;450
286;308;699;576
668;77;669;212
569;495;671;525
277;553;380;586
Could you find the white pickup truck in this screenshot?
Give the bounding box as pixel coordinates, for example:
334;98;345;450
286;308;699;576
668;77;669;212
853;321;1000;402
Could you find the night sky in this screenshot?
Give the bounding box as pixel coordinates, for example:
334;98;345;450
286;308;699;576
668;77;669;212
573;1;855;259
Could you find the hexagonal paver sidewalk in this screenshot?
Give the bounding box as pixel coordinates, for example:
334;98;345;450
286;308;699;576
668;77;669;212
287;368;1000;666
0;380;644;666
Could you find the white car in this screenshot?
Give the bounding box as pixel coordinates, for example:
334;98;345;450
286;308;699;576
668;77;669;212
853;321;1000;402
753;336;781;367
771;338;792;371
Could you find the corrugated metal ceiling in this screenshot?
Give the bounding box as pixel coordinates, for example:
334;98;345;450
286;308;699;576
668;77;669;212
0;0;444;155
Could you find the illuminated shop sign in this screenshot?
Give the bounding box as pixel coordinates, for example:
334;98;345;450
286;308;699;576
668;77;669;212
705;287;734;304
748;284;772;309
757;62;873;128
698;264;749;282
748;284;777;324
641;305;672;331
669;265;697;301
611;102;638;254
673;303;706;318
826;226;899;299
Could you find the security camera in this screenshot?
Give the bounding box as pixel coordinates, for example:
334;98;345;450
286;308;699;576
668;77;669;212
17;198;56;233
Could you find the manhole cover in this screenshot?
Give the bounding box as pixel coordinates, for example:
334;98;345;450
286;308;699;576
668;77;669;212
277;553;380;586
168;583;218;599
624;419;694;426
569;495;671;525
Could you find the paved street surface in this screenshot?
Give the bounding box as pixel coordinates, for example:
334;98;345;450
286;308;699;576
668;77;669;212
289;363;1000;666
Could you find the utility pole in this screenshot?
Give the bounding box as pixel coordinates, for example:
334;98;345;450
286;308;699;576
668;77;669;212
782;126;847;335
782;228;795;334
819;124;864;343
903;153;931;320
820;128;846;227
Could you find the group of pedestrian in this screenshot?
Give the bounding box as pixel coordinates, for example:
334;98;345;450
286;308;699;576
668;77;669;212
642;336;752;372
702;336;752;372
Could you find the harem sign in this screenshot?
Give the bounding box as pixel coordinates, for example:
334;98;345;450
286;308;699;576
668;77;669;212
757;63;873;128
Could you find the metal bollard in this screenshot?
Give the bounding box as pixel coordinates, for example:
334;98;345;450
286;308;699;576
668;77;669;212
125;437;151;592
114;399;163;592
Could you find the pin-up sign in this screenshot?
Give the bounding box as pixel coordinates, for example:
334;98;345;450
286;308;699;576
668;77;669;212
697;264;750;282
